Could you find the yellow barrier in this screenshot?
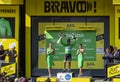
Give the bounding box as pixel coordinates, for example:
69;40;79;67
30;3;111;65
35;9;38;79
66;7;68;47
36;77;57;82
107;64;120;78
113;78;120;82
71;77;92;82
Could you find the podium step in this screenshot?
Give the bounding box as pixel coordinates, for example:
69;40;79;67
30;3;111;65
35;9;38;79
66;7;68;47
113;78;120;82
71;76;92;82
36;77;57;82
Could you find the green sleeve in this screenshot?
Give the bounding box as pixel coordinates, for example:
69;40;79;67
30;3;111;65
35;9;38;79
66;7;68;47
71;39;76;47
60;38;67;46
6;21;12;37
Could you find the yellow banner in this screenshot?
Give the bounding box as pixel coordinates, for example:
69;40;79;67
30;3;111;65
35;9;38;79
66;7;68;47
107;64;120;78
1;63;16;76
46;27;63;30
45;26;95;30
36;0;105;16
0;0;23;5
113;0;120;5
77;27;95;30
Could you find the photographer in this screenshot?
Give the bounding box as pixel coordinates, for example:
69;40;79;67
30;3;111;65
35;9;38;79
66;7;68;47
113;47;120;63
7;46;17;63
0;45;7;68
103;46;114;81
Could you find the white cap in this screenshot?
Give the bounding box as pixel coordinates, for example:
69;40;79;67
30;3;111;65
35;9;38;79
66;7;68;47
9;42;16;49
0;42;2;46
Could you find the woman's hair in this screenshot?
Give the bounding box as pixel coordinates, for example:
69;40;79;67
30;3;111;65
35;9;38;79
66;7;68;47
109;45;114;53
80;44;82;47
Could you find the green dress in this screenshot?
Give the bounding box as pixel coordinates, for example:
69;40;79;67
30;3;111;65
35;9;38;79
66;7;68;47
47;48;54;68
78;50;84;68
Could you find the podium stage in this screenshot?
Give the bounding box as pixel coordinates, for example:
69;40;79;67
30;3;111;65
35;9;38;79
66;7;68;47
36;72;92;82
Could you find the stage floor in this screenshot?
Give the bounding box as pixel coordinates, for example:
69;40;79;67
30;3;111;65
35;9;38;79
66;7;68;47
92;77;112;82
36;76;113;82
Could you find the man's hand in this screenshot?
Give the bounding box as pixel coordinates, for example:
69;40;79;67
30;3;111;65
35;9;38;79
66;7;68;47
60;33;66;38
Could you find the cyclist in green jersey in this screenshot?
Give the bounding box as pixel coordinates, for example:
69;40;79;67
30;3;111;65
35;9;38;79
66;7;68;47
47;43;55;77
57;35;76;72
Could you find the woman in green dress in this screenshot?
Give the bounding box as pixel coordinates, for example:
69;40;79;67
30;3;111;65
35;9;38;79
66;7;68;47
76;44;84;77
47;43;55;77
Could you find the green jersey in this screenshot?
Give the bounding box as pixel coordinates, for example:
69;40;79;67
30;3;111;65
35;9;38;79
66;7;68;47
0;18;12;38
61;39;76;54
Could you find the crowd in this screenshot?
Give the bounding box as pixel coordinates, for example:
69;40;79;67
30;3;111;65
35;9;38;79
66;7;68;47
103;45;120;81
0;44;17;82
0;44;17;66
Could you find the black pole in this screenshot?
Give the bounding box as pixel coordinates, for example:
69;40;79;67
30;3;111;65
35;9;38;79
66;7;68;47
19;1;25;77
